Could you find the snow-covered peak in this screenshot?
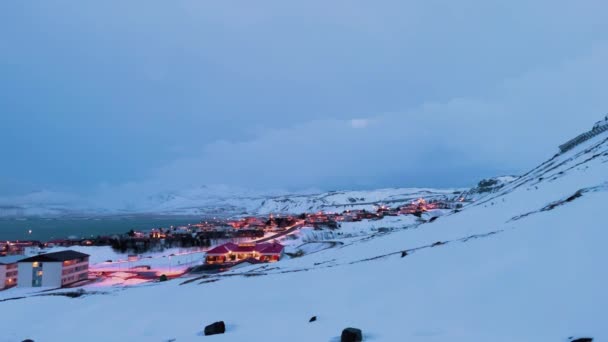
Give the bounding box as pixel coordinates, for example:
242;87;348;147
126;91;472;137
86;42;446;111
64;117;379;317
466;175;517;196
593;114;608;129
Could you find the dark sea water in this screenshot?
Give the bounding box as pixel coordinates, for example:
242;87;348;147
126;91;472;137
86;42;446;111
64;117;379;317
0;216;201;241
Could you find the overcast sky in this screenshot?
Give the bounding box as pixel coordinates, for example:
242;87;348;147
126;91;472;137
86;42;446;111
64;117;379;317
1;1;608;198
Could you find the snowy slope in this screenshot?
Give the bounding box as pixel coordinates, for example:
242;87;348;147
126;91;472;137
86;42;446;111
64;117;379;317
463;175;518;197
1;121;607;341
254;187;464;214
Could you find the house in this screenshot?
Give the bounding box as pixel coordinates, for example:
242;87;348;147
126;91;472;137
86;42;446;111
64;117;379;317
17;250;90;288
340;210;359;222
0;255;21;289
45;239;74;247
132;231;146;238
205;242;284;264
1;241;40;256
150;229;167;239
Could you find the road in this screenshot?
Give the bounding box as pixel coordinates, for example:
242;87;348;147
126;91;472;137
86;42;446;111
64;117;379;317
254;220;306;243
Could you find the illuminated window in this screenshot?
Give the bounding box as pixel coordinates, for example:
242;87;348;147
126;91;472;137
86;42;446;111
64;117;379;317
37;270;43;276
32;261;39;267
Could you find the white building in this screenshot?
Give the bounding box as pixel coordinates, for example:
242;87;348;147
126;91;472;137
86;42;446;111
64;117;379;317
0;255;21;289
23;246;42;256
17;250;89;288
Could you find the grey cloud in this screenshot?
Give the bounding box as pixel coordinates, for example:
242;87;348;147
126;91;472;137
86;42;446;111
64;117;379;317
0;1;607;199
135;41;608;193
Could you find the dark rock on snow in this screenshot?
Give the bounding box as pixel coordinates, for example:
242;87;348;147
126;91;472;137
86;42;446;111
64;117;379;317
309;316;317;322
571;338;593;342
341;327;363;342
401;251;408;257
22;340;34;342
204;321;226;336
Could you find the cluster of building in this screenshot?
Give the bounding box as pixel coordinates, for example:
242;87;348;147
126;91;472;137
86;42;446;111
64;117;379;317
0;250;90;290
132;218;274;241
0;196;462;286
226;217;267;230
37;199;453;256
302;198;457;227
1;240;42;256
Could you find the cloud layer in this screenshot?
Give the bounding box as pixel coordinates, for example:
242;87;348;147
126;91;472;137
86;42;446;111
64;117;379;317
137;41;608;193
1;0;607;200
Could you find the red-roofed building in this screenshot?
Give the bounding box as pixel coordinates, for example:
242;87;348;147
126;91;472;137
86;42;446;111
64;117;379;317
205;242;284;264
256;243;284;262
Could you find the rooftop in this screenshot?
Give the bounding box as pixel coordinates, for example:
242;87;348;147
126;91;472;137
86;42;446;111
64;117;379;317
206;242;284;255
0;255;24;265
18;250;90;263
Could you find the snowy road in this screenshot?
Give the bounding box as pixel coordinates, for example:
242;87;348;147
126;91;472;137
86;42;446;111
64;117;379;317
254;220;306;242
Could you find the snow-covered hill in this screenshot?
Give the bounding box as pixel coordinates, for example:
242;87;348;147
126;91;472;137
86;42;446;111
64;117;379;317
2;119;607;341
0;190;100;217
0;186;466;218
463;175;518;197
254;187;464;214
115;186;465;217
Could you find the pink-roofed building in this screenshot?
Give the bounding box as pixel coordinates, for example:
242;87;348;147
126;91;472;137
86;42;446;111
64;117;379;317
205;242;284;264
255;243;284;262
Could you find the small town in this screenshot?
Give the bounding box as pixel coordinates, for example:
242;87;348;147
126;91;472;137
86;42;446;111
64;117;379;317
2;4;604;340
0;198;461;291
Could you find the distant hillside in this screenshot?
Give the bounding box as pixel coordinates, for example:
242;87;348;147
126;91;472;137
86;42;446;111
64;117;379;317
0;186;466;218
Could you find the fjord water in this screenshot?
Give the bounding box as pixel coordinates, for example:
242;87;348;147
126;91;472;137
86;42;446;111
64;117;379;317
0;216;200;241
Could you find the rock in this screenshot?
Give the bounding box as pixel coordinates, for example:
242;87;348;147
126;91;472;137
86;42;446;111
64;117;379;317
341;327;363;342
309;316;317;322
159;274;168;282
204;321;226;336
401;251;408;257
22;340;34;342
571;338;593;342
431;241;444;247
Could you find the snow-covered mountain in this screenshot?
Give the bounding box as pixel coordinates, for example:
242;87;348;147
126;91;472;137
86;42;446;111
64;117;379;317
2;117;606;341
118;186;466;217
0;185;466;218
0;190;93;218
254;187;464;214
